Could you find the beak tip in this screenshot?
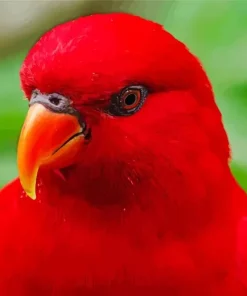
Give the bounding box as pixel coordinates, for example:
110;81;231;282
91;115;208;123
18;166;38;201
29;193;37;201
20;181;37;200
24;188;36;200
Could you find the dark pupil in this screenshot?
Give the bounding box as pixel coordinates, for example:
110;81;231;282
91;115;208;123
124;93;137;106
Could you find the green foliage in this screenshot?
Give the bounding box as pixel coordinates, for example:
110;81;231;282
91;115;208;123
0;53;26;186
0;1;246;190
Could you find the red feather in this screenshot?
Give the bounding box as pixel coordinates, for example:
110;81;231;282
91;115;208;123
0;13;247;295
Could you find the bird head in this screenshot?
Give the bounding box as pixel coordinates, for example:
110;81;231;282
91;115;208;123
18;13;230;202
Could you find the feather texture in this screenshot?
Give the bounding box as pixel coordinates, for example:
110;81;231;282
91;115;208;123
0;13;246;295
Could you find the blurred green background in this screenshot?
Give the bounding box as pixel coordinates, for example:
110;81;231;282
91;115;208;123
0;0;246;190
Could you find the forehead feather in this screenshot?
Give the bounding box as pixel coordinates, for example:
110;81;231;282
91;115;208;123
20;13;196;101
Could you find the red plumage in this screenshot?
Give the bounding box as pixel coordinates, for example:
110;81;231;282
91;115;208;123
0;13;247;295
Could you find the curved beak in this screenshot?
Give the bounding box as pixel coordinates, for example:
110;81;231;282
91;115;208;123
17;103;85;200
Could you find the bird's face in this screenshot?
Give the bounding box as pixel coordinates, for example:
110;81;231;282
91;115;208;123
18;13;229;200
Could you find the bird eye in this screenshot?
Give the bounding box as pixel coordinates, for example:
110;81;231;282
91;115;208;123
108;85;148;116
121;89;141;110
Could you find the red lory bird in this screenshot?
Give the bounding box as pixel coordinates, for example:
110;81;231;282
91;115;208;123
0;12;247;296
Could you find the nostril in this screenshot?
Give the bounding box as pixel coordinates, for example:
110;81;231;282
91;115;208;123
30;91;71;111
49;97;61;106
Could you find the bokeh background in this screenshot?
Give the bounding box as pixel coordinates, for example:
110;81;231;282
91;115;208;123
0;0;246;190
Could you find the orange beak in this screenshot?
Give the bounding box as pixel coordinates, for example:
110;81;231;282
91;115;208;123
17;102;85;200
